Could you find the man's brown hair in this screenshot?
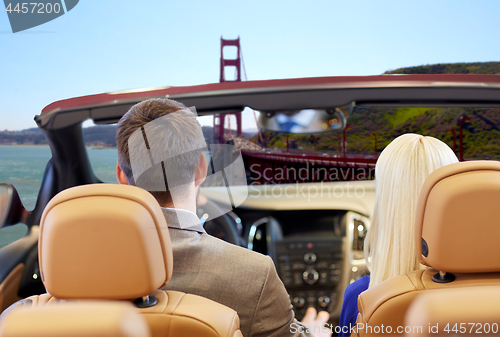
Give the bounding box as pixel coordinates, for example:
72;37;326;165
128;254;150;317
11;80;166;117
116;98;204;206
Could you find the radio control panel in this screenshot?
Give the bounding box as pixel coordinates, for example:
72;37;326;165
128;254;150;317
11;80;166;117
275;237;343;319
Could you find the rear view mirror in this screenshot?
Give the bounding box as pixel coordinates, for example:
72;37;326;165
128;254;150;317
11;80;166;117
0;183;27;229
258;108;346;134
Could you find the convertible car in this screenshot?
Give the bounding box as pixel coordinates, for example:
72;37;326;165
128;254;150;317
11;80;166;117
1;74;500;332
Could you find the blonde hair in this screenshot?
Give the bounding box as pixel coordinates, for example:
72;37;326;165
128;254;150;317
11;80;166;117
364;133;458;288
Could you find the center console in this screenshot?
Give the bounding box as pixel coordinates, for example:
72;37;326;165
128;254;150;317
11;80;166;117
245;209;348;320
275;237;343;319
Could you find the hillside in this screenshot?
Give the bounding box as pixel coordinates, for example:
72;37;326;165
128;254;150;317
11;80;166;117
384;61;500;75
262;61;500;160
360;62;500;159
345;106;500;159
0;125;118;147
0;124;250;148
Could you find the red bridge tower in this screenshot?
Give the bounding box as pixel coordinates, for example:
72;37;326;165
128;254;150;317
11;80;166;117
213;36;243;143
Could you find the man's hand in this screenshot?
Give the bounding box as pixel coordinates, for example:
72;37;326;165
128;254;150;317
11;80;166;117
301;307;332;337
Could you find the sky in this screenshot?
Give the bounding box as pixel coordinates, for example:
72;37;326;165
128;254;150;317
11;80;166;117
1;0;499;130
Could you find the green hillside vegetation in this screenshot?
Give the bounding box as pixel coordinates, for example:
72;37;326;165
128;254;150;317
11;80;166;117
365;61;500;159
386;108;431;128
385;61;500;75
346;106;500;160
262;61;500;160
262;106;500;160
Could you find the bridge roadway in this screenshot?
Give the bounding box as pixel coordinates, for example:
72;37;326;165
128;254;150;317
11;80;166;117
241;148;377;184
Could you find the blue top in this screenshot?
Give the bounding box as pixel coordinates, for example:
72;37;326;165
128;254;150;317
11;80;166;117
338;275;370;337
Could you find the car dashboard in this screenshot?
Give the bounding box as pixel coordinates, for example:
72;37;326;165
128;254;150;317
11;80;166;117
200;181;374;320
240;209;370;320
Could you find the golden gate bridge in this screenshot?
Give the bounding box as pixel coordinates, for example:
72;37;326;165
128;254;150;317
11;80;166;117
213;37;468;184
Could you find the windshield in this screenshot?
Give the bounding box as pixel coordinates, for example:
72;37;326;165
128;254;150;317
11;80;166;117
1;103;496;217
198;105;499;185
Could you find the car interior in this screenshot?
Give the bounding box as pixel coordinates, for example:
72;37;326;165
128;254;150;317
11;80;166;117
0;301;151;337
2;183;243;337
405;286;500;336
1;75;500;335
356;160;500;335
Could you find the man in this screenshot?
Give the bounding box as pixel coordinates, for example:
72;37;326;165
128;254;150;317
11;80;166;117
116;98;330;337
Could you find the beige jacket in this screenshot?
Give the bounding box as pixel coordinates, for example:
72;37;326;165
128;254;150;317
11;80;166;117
160;208;314;337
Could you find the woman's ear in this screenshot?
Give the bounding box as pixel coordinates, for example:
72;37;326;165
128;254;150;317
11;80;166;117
195;153;208;187
116;161;129;185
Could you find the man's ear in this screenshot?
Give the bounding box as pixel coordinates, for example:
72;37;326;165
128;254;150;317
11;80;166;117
116;161;129;185
194;153;207;187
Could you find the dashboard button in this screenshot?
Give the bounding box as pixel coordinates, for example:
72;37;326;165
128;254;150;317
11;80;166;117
303;252;317;264
302;269;319;285
318;296;330;308
292;297;305;308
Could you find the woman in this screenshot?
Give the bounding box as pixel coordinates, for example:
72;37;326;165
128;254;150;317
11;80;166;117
338;134;458;335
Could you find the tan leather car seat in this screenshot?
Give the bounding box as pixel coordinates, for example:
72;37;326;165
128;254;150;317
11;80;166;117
405;286;500;336
355;161;500;336
0;301;150;337
7;184;243;337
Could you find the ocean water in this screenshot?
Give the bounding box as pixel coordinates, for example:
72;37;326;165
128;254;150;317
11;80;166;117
0;146;118;248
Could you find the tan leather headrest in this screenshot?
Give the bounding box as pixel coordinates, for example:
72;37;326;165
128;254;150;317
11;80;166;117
0;301;150;337
415;161;500;273
39;184;173;299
